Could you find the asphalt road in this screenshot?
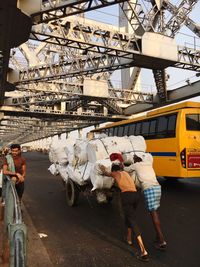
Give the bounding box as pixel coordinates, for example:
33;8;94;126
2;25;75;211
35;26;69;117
23;152;200;267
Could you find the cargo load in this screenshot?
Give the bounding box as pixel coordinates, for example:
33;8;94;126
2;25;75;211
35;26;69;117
48;135;152;206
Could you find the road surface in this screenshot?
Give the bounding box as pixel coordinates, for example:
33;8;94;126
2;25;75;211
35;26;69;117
23;152;200;267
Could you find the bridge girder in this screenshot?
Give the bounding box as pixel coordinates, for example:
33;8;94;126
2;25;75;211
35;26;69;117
29;0;127;24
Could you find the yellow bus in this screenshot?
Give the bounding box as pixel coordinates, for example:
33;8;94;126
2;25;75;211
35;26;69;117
90;101;200;179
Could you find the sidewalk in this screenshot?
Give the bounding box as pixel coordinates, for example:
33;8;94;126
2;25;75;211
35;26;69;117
0;203;54;267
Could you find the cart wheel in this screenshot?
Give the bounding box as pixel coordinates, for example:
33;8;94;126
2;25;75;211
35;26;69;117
65;179;79;206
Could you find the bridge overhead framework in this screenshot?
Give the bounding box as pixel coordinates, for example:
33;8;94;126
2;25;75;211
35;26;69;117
0;0;200;145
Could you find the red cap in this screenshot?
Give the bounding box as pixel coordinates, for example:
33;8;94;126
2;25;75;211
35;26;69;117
110;153;124;163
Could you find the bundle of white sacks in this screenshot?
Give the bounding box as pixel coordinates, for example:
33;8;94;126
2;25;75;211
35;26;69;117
48;135;153;191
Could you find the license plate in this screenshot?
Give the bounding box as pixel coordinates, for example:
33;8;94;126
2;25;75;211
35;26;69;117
188;154;200;168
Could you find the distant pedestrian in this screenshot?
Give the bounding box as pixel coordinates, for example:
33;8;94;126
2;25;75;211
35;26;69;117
100;163;149;262
3;144;26;203
132;154;166;250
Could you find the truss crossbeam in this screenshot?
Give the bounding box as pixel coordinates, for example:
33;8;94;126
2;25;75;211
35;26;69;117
164;0;198;37
30;17;142;58
176;46;200;71
17;45;200;84
0;105;126;122
31;0;127;23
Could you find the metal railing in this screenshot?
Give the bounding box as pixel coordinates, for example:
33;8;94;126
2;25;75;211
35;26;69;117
1;175;27;267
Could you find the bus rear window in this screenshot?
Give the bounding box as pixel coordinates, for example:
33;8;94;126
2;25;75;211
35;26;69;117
186;114;200;130
124;125;129;136
118;126;124;137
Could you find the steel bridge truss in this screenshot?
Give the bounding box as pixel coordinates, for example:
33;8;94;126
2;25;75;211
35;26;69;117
0;105;126;144
0;116;101;144
14;15;199;85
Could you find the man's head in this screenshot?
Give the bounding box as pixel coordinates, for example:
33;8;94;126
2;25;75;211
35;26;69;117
111;163;123;172
10;144;21;157
133;154;142;163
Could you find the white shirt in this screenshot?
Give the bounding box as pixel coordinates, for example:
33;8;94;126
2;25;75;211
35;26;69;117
132;161;159;191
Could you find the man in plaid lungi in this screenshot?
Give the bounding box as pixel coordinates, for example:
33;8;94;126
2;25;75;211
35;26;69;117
133;154;167;250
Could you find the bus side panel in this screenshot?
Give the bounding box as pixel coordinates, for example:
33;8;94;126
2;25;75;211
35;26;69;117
146;139;180;177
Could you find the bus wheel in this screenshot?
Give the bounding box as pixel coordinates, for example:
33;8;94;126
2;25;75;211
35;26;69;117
65;179;79;206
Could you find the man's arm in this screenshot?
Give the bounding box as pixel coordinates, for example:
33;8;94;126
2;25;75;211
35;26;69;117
3;163;16;177
21;163;26;179
16;162;26;182
99;165;114;178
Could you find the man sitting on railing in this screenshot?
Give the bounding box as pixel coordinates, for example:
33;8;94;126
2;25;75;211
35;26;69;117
3;144;26;205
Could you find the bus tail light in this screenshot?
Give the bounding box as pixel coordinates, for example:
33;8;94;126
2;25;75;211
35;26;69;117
180;148;186;168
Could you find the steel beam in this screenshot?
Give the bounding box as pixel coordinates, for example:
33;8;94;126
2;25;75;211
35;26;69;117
163;0;198;37
31;0;127;23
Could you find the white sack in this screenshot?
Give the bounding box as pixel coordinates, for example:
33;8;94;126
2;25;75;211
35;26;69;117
121;136;147;164
48;151;54;163
66;165;84;185
57;163;92;185
133;152;153;164
58;165;69;182
82;162;93;181
90;159;114;191
87;137;126;163
100;136;121;155
87;135;146;164
66;162;92;185
49;138;69;165
142;153;153;163
87;139;109;163
74;139;88;166
122;152;135;164
64;138;76;165
102;136;132;154
129;135;146;153
48;164;59;176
